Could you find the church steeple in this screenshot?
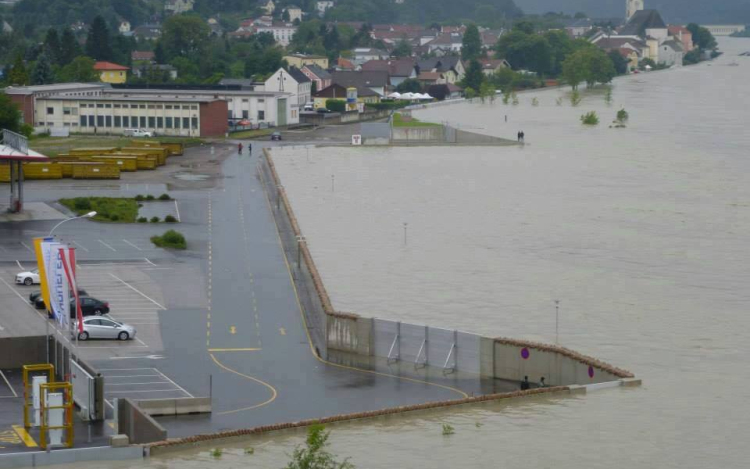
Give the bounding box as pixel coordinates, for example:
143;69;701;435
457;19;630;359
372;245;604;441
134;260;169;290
627;0;644;20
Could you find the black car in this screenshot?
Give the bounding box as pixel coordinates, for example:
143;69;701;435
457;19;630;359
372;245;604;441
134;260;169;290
47;296;109;318
31;290;88;309
316;108;331;113
270;131;282;141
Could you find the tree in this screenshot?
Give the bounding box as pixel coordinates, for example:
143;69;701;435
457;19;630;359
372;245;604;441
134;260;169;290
461;24;481;61
8;54;30;86
60;29;83;65
154;42;166;64
392;39;412;58
286;425;354;469
32;53;55;85
161;15;210;60
607;50;629;75
562;48;615;88
85;16;113;61
396;78;421;93
574;12;587;19
0;93;23;134
43;29;62;66
462;59;484;93
512;20;535;35
282;9;290;22
686;23;717;50
495;30;551;75
56;56;98;82
683;49;701;65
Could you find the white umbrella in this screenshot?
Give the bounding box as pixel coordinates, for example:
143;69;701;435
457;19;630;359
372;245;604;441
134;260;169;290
401;92;416;100
418;93;432;100
388;92;402;99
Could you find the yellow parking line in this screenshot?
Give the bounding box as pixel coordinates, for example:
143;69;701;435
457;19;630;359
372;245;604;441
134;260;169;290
207;348;261;352
12;425;37;448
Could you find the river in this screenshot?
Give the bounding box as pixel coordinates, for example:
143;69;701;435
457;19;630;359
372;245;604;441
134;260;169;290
67;38;750;468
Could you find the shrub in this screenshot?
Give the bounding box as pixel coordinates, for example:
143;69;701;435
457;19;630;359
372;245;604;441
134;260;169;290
137;217;148;223
164;215;177;223
581;111;600;126
151;229;187;249
616;108;629;123
145;195;155;201
150;216;160;223
109;214;120;222
158;193;171;201
325;99;346;112
134;194;145;201
209;448;222;458
442;423;455;436
73;198;92;210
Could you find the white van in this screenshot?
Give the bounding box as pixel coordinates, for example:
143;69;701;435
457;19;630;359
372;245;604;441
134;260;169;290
124;129;153;138
303;103;314;112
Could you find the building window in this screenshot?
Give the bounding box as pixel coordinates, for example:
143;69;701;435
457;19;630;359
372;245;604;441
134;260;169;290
105;116;112;127
148;116;155;128
114;104;121;109
166;105;172;110
47;107;54;115
190;105;197;110
258;110;265;120
148;105;156;109
80;116;87;127
165;117;172;128
122;116;129;127
182;105;190;110
132;104;139;109
63;107;71;115
182;117;189;128
157;117;163;128
97;104;104;108
191;117;198;129
242;99;248;103
97;115;104;127
114;116;121;127
88;116;95;126
140;116;146;127
258;99;265;103
139;105;146;109
105;104;112;108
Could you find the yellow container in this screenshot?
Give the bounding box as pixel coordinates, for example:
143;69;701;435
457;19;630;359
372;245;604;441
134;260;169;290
0;163;9;183
69;147;117;156
22;163;63;180
120;147;169;166
160;142;184;156
72;163;120;179
89;156;138;172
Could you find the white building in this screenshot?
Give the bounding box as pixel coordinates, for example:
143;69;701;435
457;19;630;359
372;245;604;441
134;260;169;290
165;0;195;14
626;0;644;20
256;23;297;46
261;68;311;110
284;5;303;22
316;1;334;17
118;21;131;34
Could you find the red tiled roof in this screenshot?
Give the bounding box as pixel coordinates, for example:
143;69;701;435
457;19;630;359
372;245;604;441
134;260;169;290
337;57;355;70
94;61;129;71
131;51;155;61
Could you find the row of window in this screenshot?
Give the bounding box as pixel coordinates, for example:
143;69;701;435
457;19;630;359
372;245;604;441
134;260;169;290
78;115;198;129
47;103;198;114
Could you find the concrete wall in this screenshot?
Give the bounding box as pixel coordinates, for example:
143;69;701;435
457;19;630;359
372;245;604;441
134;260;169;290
326;314;372;355
135;397;211;417
0;336;47;369
117;398;167;444
454;128;516;145
391;126;445;142
0;446;143;469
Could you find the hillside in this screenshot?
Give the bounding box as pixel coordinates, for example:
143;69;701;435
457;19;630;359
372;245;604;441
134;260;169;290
325;0;523;24
518;0;750;24
10;0;157;28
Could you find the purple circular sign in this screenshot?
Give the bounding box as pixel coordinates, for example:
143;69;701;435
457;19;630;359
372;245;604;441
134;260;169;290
521;348;530;359
588;366;595;378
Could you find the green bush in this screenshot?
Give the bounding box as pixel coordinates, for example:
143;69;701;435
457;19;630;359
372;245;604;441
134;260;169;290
109;214;120;221
164;215;177;223
137;217;148;223
581;111;600;126
325;99;346;112
158;193;171;201
151;230;187;249
134;194;145;201
145;195;155;201
150;216;160;223
366;100;410;111
73;197;92;210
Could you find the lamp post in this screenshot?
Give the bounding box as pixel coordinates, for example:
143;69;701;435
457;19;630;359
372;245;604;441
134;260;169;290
48;211;97;237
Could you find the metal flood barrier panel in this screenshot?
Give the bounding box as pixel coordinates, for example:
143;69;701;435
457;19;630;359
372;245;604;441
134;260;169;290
70;360;95;421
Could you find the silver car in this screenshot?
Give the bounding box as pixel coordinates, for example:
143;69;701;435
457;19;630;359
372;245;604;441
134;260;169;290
73;317;136;341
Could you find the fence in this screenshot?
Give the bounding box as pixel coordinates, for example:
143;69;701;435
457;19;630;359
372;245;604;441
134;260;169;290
70;360;95;421
49;335;106;421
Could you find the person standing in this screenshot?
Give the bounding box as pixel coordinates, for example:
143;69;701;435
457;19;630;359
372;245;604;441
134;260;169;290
238;143;243;154
520;376;530;390
517;131;521;142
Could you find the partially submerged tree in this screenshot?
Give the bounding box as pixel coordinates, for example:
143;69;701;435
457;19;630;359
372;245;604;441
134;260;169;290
286;425;354;469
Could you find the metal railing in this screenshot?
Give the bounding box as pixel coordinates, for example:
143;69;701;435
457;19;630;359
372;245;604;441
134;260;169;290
2;129;29;154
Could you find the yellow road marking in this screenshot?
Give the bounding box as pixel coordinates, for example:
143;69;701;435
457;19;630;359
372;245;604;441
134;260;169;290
210;354;277;415
279;327;286;336
230;326;237;334
12;425;37;448
208;348;261;352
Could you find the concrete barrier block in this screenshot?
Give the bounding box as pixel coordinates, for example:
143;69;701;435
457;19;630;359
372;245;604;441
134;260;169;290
567;385;587;395
174;397;212;415
620;378;642;387
136;399;176;416
111;434;130;447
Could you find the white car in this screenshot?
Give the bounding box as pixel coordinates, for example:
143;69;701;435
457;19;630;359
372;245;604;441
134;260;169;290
123;128;153;138
73;317;136;341
16;269;40;286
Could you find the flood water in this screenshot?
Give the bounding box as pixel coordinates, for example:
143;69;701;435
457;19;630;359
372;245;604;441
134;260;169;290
73;38;750;468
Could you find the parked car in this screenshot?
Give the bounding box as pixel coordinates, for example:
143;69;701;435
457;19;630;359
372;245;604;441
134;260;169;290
303;103;314;111
73;317;135;341
270;131;282;141
47;296;109;319
316;108;331;113
123;128;153;138
15;269;40;286
30;289;88;309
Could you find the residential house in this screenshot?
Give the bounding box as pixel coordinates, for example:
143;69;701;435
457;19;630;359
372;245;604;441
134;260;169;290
316;1;335;17
593;36;646;70
477;58;510;76
331;70;390;97
668;25;693;52
352;48;388;66
94;61;129;84
425;33;463;55
427;83;463;101
312;83;380;110
119;21;131;34
620;9;668;42
284;5;303;22
263;67;311;110
255;22;297;46
301;64;332;92
262;0;276;15
659;39;684;66
416;71;446;87
480;30;500;50
165;0;195;14
565;18;593;38
416;57;465;84
284;54;329;69
132;64;178;80
336;57;356;71
360;58;416;87
131;51;156;63
132;24;162;41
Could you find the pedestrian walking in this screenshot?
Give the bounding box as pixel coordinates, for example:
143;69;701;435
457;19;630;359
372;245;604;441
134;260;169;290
520;131;525;143
238;143;243;154
540;377;547;388
520;376;530;390
247;143;252;155
517;131;521;142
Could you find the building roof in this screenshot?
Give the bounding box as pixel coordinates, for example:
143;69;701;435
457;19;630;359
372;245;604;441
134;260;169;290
417;56;461;73
594;36;646;51
360;59;415;77
478;59;509;71
331;70;389;89
417;72;443;81
620;10;667;36
313;83;378;98
94;61;130;71
218;78;257;89
668;25;691;35
2;83;106;95
662;39;684;51
131;51;155;61
427;33;463;46
302;64;332;80
353;48;388;56
287;67;311;83
285;53;327;59
337;57;355;70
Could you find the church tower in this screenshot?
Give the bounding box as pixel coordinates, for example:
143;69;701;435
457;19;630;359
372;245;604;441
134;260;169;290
627;0;644;20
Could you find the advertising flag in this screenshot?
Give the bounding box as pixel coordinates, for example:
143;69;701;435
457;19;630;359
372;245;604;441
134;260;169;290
33;237;54;312
44;242;69;328
59;247;83;333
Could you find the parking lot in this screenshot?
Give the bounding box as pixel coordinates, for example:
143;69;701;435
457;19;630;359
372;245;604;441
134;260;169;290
100;368;193;404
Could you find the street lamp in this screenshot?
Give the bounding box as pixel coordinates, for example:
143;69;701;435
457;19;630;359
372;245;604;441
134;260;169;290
48;211;97;237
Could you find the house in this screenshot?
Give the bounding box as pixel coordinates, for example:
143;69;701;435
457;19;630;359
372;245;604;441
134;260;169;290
658;39;684;66
132;24;162;41
425;33;463;54
477;59;510;76
416;57;465;84
312;83;380;110
255;22;297;46
593;36;646;69
668;25;693;52
263;67;311;109
427;83;463;101
352;48;388;66
360;59;416;87
565;18;593;38
331;70;390;97
132;64;178;80
317;1;334;17
262;0;275;15
94;61;129;84
301;64;332;92
118;21;131;34
207;18;223;36
284;5;303;23
336;57;356;71
283;54;329;69
480;30;500;49
416;71;446;86
165;0;195;14
131;51;155;63
620;9;668;42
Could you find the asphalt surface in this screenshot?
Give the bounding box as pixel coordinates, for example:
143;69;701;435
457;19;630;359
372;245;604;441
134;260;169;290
0;138;508;441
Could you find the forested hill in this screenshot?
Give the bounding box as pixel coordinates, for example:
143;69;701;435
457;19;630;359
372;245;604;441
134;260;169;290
518;0;750;24
9;0;156;27
323;0;523;24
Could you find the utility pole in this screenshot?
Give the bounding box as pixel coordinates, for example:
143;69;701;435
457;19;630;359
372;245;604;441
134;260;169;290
555;300;560;344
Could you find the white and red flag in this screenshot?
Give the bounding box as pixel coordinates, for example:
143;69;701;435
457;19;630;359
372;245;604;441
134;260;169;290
58;247;83;333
